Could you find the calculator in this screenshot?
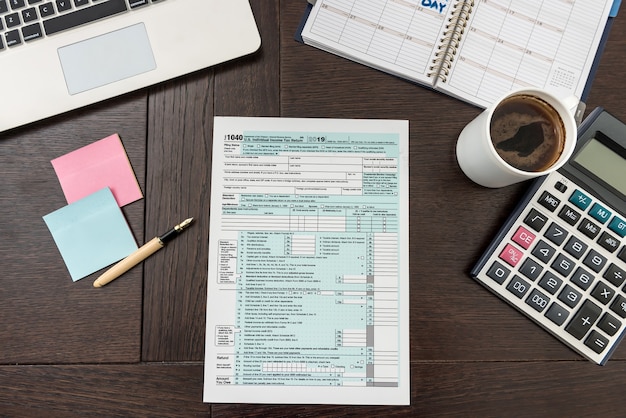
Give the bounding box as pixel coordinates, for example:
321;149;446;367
471;108;626;365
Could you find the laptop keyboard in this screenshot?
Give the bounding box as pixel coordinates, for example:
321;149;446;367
0;0;162;50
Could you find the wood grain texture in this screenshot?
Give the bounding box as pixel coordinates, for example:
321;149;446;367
4;362;622;417
0;93;146;364
141;0;280;362
2;0;626;416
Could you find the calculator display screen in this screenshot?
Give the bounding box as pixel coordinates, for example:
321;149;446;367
573;137;626;196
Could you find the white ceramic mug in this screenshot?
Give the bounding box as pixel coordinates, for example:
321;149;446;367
456;88;579;188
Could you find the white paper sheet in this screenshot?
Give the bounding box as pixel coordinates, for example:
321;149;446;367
204;117;410;405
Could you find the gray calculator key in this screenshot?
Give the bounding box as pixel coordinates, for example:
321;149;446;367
584;330;609;354
545;302;569;326
519;258;542;281
603;263;626;287
583;249;607;273
578;218;601;239
538;191;560;212
570;267;595;290
526;288;550;312
524;208;548;232
486;261;510;284
598;231;620;253
545;222;568;246
598;312;622;336
506;276;530;299
558;205;580;226
590;281;615;305
618;247;626;263
558;284;582;308
563;236;588;259
565;300;602;340
532;240;556;264
609;294;626;318
551;253;575;277
538;271;563;295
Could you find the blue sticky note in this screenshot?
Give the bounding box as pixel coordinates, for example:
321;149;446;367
43;187;138;281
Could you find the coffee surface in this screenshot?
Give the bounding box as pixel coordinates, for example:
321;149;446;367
490;95;565;172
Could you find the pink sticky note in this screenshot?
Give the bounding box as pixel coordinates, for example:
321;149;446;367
51;134;143;207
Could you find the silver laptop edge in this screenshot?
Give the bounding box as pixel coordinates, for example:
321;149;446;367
0;0;261;133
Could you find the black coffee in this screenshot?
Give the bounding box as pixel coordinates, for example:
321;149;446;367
490;94;566;172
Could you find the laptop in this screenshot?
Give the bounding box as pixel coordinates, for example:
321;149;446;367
0;0;261;133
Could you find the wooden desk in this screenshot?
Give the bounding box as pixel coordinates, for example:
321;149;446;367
2;1;626;416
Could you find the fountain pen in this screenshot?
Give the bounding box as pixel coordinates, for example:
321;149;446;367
93;217;194;288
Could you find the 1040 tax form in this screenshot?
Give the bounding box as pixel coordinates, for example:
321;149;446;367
204;117;409;405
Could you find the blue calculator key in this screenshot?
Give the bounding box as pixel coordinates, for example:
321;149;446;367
589;203;612;224
569;189;592;210
608;216;626;238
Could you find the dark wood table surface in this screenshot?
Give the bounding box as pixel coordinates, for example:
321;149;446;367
2;1;626;416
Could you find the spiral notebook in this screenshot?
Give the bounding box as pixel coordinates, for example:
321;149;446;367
299;0;617;108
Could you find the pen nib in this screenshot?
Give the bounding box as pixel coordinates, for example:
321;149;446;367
175;217;194;231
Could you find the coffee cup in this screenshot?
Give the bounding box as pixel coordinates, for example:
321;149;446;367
456;88;579;188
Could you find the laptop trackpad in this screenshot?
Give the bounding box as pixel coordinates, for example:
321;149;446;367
58;23;156;95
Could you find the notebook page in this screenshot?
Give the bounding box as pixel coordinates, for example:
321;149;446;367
301;0;458;87
438;0;613;107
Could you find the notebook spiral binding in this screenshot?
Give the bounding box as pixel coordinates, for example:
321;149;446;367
427;0;475;82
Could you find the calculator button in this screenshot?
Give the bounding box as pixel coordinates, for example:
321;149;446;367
619;247;626;264
506;275;530;299
584;330;609;354
538;271;563;295
551;253;575;277
608;216;626;238
609;294;626;318
558;205;580;226
578;218;601;239
570;267;595;290
526;288;550;312
499;244;523;267
563;236;588;259
512;226;536;249
597;231;620;253
538;191;560;212
603;263;626;287
589;203;612;224
565;300;602;340
598;313;622;336
558;284;582;308
545;302;569;326
583;249;607;273
569;189;592;210
554;181;567;193
519;258;542;281
487;261;510;284
524;209;548;232
545;222;567;246
590;281;615;305
532;240;556;264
